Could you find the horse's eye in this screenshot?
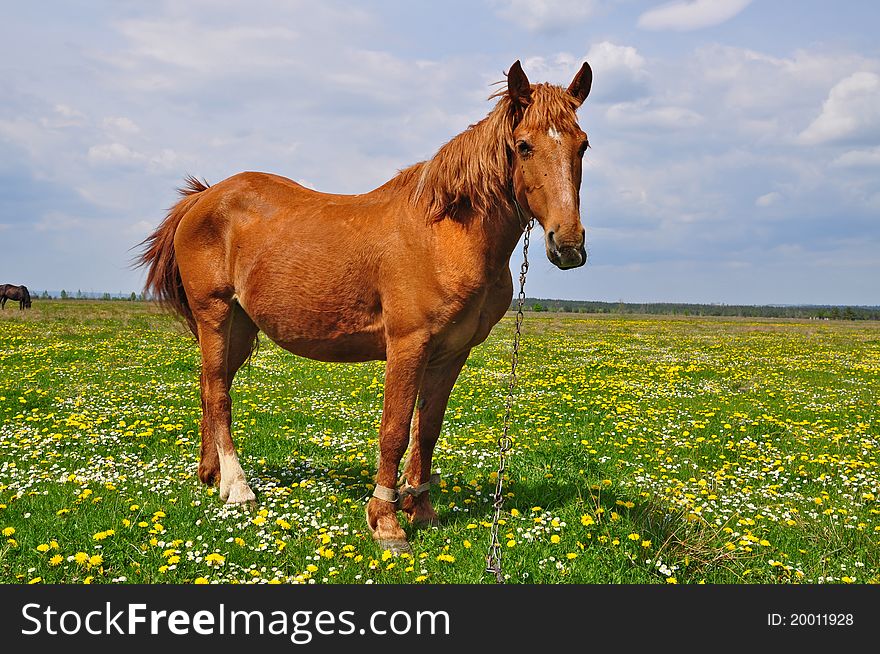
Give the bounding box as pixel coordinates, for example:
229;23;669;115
578;140;589;157
516;140;532;157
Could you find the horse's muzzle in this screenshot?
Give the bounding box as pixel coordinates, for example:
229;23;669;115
547;243;587;270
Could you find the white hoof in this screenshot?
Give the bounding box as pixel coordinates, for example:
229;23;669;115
224;480;256;504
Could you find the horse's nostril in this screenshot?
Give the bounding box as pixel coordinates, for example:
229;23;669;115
548;230;556;245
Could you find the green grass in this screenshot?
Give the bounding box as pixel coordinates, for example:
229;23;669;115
1;301;878;584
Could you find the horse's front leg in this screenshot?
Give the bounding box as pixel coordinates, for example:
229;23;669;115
400;350;470;527
366;334;429;552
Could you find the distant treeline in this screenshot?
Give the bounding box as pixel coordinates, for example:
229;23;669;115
519;298;880;321
34;290;145;301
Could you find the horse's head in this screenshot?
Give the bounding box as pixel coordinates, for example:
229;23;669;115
507;60;592;270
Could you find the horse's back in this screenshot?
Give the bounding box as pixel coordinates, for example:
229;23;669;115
173;171;392;361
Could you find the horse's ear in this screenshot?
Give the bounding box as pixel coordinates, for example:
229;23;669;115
567;62;592;106
507;60;532;107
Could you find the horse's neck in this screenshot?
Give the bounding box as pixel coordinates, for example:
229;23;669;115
466;202;530;280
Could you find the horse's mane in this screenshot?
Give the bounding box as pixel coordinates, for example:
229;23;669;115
405;83;582;222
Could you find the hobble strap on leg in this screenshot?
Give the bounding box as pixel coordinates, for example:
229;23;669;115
398;472;441;498
372;485;400;504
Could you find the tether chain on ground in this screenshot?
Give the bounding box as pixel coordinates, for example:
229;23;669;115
485;214;535;583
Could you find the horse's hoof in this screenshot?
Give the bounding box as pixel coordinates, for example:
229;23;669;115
224;482;256;505
378;539;413;556
198;468;220;486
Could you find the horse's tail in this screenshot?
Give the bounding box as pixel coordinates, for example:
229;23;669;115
137;175;209;336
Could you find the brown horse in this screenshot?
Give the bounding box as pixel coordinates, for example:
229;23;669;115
0;284;32;310
139;60;592;552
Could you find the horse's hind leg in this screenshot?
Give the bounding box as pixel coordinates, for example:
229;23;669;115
194;298;256;505
197;302;258;487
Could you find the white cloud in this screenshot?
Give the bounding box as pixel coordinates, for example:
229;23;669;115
755;191;782;207
586;42;650;102
524;42;648;103
87;142;145;164
605;99;703;129
490;0;603;32
798;72;880;145
113;21;299;75
831;147;880;168
34;211;85;232
102;116;140;134
39;104;87;129
638;0;752;31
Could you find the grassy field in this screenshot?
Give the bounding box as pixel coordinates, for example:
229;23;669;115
0;301;878;584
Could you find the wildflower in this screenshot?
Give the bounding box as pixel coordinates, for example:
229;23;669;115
205;553;226;566
628;533;640;541
194;577;209;584
667;577;678;584
89;554;103;567
581;515;594;526
437;554;455;563
36;544;50;553
74;552;89;565
2;527;15;537
49;555;63;566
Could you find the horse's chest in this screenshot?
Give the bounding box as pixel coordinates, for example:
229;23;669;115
436;273;512;355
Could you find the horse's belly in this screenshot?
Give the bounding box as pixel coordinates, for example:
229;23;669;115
246;302;386;363
274;332;386;362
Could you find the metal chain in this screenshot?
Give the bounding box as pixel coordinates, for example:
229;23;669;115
485;211;535;583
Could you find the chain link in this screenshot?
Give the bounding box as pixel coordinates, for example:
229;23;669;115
485;210;535;583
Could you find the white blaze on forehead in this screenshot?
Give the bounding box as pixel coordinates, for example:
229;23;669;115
548;125;562;143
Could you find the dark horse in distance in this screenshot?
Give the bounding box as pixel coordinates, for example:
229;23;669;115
139;60;593;552
0;284;32;310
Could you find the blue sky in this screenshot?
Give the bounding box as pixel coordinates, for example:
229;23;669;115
1;1;878;304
